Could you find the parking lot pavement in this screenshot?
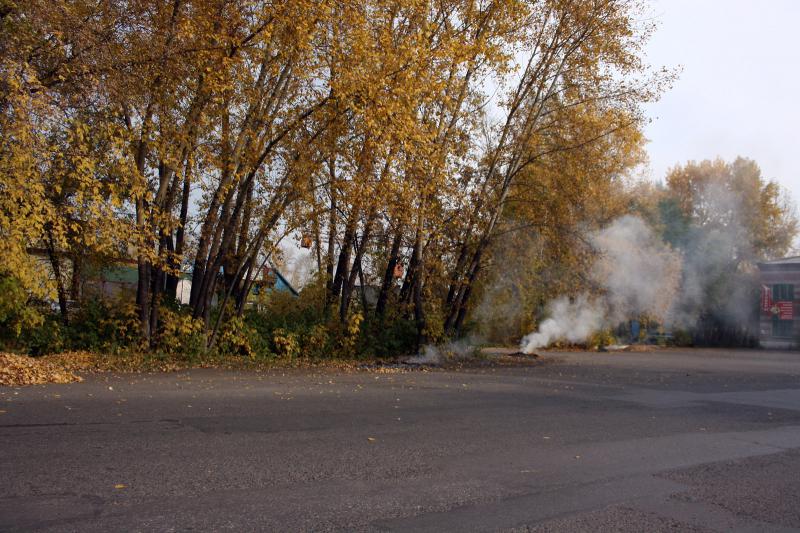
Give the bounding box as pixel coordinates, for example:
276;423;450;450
2;348;800;531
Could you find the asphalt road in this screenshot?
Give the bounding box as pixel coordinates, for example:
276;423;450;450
2;348;800;532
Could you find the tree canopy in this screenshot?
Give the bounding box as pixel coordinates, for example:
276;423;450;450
9;1;789;355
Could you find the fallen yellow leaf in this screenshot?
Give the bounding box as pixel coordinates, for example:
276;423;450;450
114;484;126;489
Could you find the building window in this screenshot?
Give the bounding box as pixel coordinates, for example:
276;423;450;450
773;283;794;301
772;284;794;338
772;316;793;338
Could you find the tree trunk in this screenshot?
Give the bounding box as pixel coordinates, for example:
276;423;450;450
192;173;239;320
189;163;233;310
452;249;483;335
149;264;163;347
376;226;403;318
447;238;486;335
340;209;377;321
166;170;192;300
44;228;69;324
137;257;151;340
135;193;151;341
411;232;426;350
330;205;359;307
69;253;82;302
324;162;337;299
399;230;420;306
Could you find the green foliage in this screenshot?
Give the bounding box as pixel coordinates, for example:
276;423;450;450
217;313;267;358
156;306;206;357
657;197;692;249
23;315;66;356
1;293;141;355
302;324;332;359
240;278;419;360
336;312;364;357
670;329;693;347
362;315;419;358
589;329;617;349
0;275;44;342
66;299;140;353
246;280;336;359
271;328;301;359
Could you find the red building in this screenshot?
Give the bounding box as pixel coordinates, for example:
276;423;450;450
758;257;800;349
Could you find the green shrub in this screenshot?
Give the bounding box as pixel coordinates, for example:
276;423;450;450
301;323;332;359
0;275;45;346
671;329;693;347
335;311;362;357
241;276;423;360
66;299;139;353
244;278;339;359
217;313;268;358
589;328;616;348
1;268;419;361
363;315;418;358
156;305;206;357
24;315;65;355
271;327;300;359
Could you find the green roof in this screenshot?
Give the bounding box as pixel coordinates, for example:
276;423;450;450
99;264;138;283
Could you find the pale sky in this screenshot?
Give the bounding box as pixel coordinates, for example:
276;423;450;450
642;0;800;204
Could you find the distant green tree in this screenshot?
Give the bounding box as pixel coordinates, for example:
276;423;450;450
665;157;797;263
663;157;798;346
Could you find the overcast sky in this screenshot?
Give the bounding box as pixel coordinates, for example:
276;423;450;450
641;0;800;203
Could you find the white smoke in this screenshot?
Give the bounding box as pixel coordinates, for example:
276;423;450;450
520;216;682;353
669;182;752;329
592;215;683;323
411;338;479;364
520;295;605;352
277;239;316;289
406;344;443;365
518;166;787;352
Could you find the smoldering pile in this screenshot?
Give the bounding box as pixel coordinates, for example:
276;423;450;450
520;215;682;354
